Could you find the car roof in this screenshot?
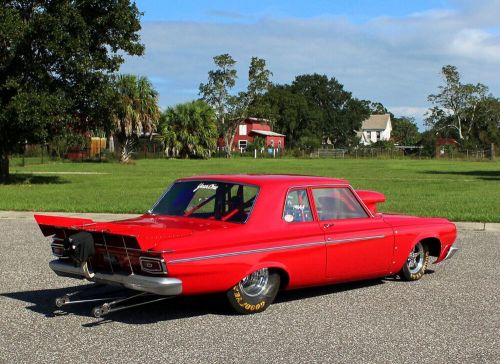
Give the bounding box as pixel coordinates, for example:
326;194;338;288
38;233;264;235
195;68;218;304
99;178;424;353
176;174;349;186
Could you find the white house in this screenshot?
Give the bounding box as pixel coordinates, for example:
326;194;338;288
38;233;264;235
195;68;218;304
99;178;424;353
357;114;392;145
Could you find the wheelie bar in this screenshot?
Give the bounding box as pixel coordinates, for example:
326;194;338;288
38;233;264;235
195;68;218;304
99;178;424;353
54;283;126;308
91;292;174;318
53;284;173;318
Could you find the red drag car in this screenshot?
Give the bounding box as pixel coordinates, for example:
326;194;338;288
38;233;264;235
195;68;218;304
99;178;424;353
36;175;458;315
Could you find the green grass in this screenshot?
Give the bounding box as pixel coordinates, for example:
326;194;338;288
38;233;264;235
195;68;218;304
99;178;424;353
2;158;499;222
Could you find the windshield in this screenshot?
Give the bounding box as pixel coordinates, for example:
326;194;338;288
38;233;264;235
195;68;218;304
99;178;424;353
150;181;259;223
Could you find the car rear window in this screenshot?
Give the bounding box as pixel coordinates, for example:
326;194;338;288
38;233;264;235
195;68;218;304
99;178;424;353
150;181;259;223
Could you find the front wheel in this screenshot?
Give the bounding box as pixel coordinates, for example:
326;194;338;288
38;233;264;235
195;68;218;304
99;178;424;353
226;268;280;314
401;242;429;281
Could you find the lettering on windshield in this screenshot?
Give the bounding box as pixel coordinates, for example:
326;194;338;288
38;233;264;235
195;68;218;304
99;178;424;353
193;183;219;193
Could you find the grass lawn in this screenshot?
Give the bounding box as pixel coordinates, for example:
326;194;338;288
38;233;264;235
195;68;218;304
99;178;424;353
2;158;499;222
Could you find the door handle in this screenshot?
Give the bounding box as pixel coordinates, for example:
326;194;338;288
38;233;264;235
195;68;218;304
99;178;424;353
323;223;334;229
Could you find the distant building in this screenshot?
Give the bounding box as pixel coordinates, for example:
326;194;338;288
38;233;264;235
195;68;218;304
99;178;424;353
231;118;285;151
357;114;392;145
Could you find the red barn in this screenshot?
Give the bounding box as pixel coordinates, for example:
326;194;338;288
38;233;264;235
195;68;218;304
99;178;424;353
231;118;285;151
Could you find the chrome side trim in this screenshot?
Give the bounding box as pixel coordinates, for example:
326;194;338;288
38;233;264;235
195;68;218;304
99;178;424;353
444;246;459;260
49;260;182;296
168;241;325;264
327;235;385;245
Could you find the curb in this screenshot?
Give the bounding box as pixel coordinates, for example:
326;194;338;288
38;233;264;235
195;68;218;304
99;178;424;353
0;211;137;222
454;222;500;233
0;210;499;232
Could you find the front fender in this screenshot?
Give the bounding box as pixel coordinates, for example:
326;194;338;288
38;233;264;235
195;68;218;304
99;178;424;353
394;232;441;272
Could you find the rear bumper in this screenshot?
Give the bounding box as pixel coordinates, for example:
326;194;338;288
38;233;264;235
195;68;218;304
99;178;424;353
49;260;182;296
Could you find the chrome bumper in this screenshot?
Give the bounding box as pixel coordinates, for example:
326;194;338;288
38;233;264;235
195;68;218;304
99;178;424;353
444;246;459;260
49;260;182;296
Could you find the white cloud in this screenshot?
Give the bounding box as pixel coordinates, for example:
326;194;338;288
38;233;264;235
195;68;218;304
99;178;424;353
121;1;500;125
450;29;500;62
388;106;429;119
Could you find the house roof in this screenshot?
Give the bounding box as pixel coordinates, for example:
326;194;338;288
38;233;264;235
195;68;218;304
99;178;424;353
436;138;459;146
361;114;391;130
250;130;285;137
245;117;270;123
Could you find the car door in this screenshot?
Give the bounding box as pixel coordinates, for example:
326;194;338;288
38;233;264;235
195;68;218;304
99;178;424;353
311;186;395;280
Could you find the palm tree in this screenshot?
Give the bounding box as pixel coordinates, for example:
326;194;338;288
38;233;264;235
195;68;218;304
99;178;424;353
156;100;217;158
112;75;160;163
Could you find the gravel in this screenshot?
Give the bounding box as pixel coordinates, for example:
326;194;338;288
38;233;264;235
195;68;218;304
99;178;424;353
0;219;498;363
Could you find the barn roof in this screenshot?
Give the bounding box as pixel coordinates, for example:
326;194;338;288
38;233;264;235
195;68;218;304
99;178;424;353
251;130;285;137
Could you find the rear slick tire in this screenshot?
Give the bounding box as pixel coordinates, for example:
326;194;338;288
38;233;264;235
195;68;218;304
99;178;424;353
226;268;280;314
401;242;429;281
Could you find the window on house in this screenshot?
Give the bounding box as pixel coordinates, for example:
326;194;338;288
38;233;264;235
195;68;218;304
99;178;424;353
270;140;275;148
376;131;381;141
239;140;247;149
239;125;247;136
278;140;282;149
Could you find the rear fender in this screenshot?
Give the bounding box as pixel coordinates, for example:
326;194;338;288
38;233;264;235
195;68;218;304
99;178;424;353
237;261;290;289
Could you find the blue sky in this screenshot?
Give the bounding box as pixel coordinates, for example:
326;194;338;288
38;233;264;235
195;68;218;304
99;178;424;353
122;0;500;128
135;0;452;23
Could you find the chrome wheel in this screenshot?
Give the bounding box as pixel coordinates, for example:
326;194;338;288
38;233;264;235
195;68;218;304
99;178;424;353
227;269;281;314
239;268;270;297
407;242;425;274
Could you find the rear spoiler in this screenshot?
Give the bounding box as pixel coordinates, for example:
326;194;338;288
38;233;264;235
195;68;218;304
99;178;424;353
355;190;385;214
34;214;95;236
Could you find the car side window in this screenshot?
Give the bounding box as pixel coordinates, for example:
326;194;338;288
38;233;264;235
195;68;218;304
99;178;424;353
313;188;368;220
283;189;313;223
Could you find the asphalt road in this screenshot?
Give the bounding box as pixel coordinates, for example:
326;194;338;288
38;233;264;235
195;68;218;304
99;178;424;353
0;219;498;363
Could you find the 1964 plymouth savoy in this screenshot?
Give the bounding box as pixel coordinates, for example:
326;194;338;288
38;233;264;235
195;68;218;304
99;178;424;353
36;175;458;315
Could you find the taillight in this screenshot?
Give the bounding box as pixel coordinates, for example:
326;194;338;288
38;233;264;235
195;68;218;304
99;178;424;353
139;257;167;274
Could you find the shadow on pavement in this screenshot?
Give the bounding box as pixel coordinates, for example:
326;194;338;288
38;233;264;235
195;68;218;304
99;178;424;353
1;278;393;326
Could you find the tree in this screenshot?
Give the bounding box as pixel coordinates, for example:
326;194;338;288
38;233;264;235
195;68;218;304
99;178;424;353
474;96;500;147
290;74;370;147
426;65;488;141
199;54;237;130
199;54;273;156
262;85;321;148
0;0;143;182
245;57;273;116
392;116;421;146
227;57;273;153
112;75;160;163
157;100;217;158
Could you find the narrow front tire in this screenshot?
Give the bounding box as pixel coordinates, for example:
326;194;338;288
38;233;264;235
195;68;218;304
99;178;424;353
401;242;429;281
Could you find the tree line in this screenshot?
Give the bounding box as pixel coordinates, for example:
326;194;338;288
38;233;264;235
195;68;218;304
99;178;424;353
1;1;499;183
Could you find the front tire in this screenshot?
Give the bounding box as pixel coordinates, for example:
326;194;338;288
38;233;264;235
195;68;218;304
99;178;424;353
226;268;280;314
401;242;429;281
